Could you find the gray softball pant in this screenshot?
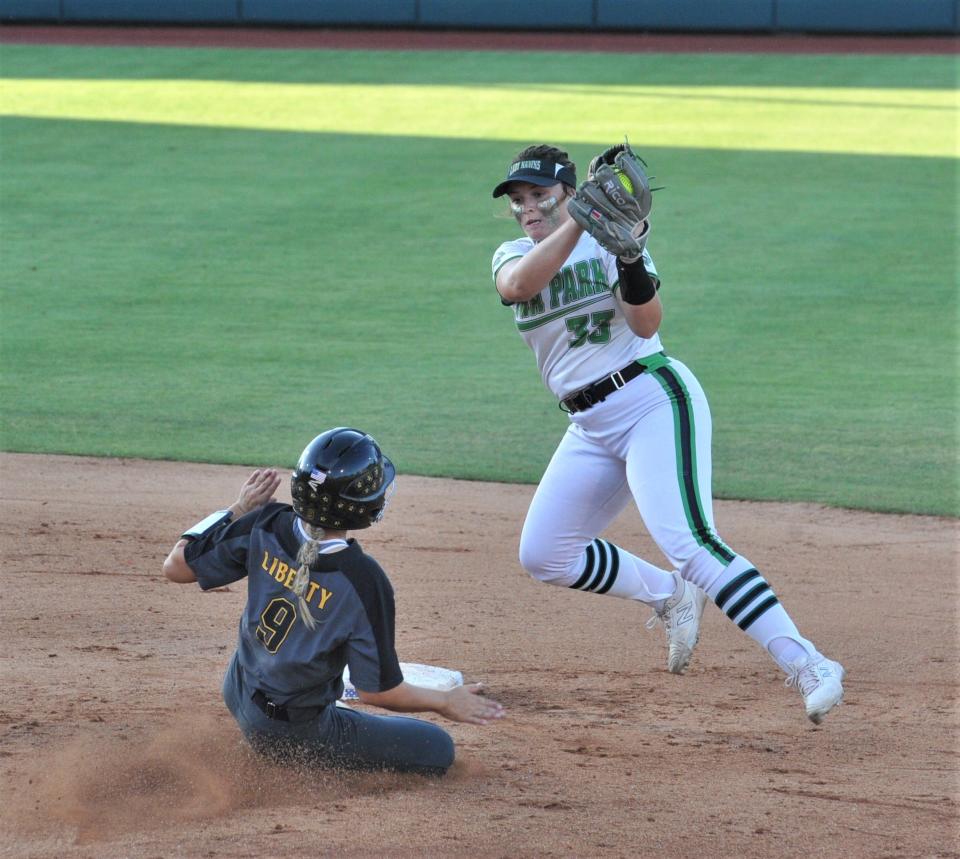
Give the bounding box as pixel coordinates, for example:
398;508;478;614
222;653;455;776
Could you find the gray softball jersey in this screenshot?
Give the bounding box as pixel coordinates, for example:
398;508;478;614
184;502;404;709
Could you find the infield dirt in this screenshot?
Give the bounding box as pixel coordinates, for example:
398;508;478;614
1;452;956;858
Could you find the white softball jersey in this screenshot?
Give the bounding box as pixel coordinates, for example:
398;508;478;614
492;232;663;399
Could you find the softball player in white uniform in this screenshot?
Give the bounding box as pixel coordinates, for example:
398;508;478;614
492;144;845;723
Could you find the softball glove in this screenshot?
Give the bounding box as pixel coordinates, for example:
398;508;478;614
567;145;653;261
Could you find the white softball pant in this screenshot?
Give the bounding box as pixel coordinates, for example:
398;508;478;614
520;356;736;589
519;354;818;665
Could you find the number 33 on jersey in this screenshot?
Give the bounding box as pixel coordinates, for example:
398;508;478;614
492;232;662;401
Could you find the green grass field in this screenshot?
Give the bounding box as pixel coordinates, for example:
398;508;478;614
1;45;956;515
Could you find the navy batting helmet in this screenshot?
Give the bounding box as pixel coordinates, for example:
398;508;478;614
290;428;396;530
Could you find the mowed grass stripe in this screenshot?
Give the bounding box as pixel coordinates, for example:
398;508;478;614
2;44;954;89
2;79;955;157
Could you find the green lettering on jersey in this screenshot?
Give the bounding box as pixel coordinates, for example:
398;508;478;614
549;274;563;309
515;293;545;320
516;294;609;332
590;258;609;292
573;261;593;298
562;268;578;304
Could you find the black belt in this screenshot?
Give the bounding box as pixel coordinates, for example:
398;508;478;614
251;689;291;721
251;689;325;723
561;352;664;414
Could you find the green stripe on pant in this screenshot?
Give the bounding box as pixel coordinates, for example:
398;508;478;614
650;361;734;565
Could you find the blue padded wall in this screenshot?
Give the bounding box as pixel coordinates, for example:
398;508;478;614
0;0;61;18
418;0;593;29
776;0;957;32
598;0;774;31
1;0;957;32
242;0;416;25
61;0;239;22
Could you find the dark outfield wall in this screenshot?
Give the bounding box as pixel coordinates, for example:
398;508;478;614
0;0;958;34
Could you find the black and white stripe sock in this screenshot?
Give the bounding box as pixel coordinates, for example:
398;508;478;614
568;538;676;602
707;560;815;670
713;567;779;631
569;538;620;594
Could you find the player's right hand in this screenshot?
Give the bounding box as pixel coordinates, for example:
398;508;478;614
231;468;282;518
443;683;505;725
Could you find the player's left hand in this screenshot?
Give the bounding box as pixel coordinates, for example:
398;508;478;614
442;683;506;725
231;468;282;518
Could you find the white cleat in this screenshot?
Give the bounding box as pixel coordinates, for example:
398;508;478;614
785;657;846;724
646;571;709;674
